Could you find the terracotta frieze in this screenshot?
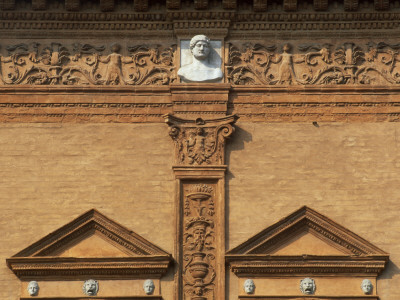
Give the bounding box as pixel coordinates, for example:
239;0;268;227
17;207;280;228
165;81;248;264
227;41;400;86
0;42;176;86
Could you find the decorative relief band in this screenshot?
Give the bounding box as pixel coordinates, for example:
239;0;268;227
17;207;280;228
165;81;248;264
0;42;176;86
227;41;400;86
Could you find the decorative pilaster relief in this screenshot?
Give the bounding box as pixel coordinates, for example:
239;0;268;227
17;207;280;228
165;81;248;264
164;114;238;166
165;114;238;300
0;42;176;86
227;41;400;85
182;183;217;300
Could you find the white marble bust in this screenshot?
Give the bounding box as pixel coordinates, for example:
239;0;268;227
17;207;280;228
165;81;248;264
361;279;373;294
178;35;223;83
28;281;39;296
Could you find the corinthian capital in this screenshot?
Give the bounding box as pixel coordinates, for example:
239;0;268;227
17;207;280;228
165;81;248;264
164;114;238;166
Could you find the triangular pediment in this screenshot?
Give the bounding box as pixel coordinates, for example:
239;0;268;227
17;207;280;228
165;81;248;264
227;206;387;256
226;206;388;276
7;209;172;279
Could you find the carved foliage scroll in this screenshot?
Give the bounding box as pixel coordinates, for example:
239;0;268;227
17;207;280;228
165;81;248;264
182;183;216;300
227;41;400;85
0;42;176;86
165;115;237;166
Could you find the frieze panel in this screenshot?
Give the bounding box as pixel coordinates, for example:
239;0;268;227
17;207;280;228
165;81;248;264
0;42;176;86
227;41;400;86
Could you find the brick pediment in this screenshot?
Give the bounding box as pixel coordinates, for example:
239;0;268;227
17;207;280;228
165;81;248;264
7;209;172;279
226;206;388;276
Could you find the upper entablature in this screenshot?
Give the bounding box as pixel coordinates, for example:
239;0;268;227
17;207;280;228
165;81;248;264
0;0;394;12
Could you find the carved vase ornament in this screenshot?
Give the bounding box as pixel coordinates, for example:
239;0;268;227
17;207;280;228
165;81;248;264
183;184;216;300
361;279;373;294
83;279;99;296
300;277;316;295
178;35;223;83
243;279;255;294
27;281;39;296
143;279;155;295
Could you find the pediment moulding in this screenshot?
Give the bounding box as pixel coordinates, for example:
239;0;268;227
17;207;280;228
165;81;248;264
7;209;172;279
226;206;389;276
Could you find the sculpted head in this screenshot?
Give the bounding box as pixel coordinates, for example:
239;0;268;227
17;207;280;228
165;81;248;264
83;279;99;296
243;279;255;294
110;43;121;53
300;278;316;295
27;281;39;296
361;279;373;294
143;279;155;295
190;35;211;61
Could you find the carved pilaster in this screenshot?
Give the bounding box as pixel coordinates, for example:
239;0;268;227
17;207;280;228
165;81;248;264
165;114;238;300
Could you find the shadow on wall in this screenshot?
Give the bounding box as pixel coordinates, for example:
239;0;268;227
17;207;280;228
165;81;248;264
379;260;400;280
225;125;253;251
226;125;253;174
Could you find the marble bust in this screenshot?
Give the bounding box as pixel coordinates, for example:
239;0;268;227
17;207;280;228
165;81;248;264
143;279;155;295
178;35;223;83
82;279;99;296
27;281;39;296
300;277;316;295
361;279;373;294
243;279;255;294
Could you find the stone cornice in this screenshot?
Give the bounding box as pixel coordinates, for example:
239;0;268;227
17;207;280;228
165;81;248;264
226;255;388;276
7;256;171;279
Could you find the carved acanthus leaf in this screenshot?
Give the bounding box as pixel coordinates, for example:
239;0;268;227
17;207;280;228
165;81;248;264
164;115;238;166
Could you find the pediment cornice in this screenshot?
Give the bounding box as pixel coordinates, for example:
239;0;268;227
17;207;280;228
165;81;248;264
226;206;388;276
7;209;172;279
